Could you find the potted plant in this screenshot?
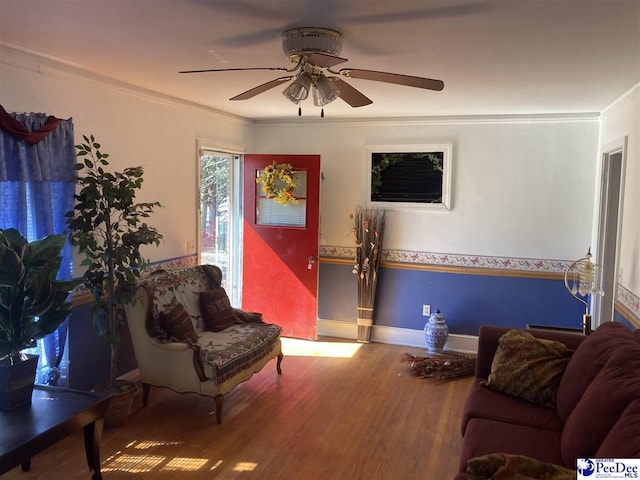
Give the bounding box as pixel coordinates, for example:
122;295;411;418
65;134;163;425
0;228;79;410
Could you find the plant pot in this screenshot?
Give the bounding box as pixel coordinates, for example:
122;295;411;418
95;379;136;428
0;354;39;411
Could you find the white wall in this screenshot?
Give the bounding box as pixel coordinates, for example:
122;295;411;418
0;52;253;267
598;84;640;296
1;47;606;267
253;116;599;260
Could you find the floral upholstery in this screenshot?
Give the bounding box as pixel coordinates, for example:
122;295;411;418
198;323;282;383
142;265;221;334
138;265;282;385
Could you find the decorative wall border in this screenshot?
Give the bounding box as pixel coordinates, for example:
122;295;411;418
616;284;640;326
146;254;197;274
319;245;571;274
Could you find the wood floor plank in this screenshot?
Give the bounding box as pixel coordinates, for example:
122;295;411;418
3;338;472;480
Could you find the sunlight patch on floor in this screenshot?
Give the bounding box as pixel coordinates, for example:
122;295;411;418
281;337;362;358
102;440;216;474
102;453;165;473
161;457;209;471
233;462;258;472
132;440;181;449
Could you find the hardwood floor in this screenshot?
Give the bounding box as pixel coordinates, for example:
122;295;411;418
4;338;472;480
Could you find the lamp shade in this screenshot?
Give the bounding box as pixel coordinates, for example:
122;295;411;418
313;76;340;106
283;74;312;104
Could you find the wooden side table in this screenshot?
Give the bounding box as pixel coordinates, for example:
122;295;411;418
0;385;109;479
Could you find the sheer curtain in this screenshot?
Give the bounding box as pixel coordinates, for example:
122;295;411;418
0;104;76;385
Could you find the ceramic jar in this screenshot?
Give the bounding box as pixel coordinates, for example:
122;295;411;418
424;309;449;353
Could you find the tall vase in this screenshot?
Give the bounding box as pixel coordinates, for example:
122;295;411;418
357;307;374;343
424;310;449;354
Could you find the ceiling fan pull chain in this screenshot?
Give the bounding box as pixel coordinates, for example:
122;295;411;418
321;107;325;118
298;106;302;116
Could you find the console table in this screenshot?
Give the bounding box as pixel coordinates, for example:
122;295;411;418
0;385;109;479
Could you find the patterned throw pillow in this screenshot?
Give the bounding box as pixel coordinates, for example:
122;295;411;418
200;287;238;332
482;329;573;408
467;453;575;480
158;302;198;343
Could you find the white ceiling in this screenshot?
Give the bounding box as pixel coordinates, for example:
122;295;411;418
1;0;639;120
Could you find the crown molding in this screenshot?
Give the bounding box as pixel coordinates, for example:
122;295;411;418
0;42;253;127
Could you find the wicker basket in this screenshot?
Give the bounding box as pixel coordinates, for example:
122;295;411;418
98;380;136;428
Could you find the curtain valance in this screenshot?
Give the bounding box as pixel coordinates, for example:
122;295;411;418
0;104;76;182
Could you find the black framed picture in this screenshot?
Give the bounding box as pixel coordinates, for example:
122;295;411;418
366;144;452;210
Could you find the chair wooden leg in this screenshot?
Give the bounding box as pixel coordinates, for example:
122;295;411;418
277;352;283;375
142;383;151;407
214;394;223;424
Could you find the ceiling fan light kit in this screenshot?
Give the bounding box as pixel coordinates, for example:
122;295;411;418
314;76;340;106
180;27;444;117
283;73;312;104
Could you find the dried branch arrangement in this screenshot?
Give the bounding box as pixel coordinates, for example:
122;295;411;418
401;352;476;382
352;206;386;342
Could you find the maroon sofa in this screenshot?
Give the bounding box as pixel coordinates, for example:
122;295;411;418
455;322;640;479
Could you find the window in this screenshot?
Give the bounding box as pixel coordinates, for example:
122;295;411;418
365;144;452;210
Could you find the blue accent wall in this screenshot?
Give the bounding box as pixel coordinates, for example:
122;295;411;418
319;262;586;336
614;309;636;331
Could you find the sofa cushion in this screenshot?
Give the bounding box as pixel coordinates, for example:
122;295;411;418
561;344;640;466
200;287;238;332
459;418;564;473
158;302;198;343
595;399;640;458
482;330;573;408
462;379;564;436
556;321;638;422
197;323;282;384
466;453;575;480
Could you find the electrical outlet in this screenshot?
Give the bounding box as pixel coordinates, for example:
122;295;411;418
187;240;196;254
422;304;431;316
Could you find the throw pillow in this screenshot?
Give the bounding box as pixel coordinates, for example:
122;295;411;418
467;453;575;480
482;329;573;408
200;287;237;332
158;302;198;343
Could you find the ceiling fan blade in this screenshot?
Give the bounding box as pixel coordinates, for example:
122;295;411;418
331;78;372;107
344;3;493;24
229;76;293;101
339;69;444;91
307;52;348;68
179;67;289;74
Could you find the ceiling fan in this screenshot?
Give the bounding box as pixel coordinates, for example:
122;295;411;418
179;27;444;117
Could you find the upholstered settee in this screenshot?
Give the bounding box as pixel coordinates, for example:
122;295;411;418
123;265;283;423
455;322;640;480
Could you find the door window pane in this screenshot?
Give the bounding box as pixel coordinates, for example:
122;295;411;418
256;171;307;227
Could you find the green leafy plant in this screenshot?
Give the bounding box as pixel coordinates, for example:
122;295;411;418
65;134;163;387
0;228;78;364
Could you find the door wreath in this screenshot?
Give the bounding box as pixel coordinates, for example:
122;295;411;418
256;161;298;206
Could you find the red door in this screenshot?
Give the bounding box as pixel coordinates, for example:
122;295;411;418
242;154;320;339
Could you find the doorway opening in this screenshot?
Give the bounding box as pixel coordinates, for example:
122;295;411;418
593;137;627;326
198;147;243;305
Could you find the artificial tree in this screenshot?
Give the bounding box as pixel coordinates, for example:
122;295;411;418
66;134;163;389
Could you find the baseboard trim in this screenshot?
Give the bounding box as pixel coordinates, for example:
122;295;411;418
317;319;478;354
